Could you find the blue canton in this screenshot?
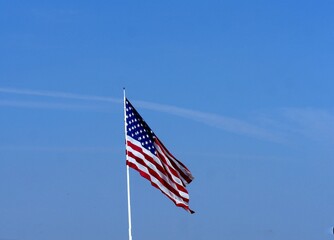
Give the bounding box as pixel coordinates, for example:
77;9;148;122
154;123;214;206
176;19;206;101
126;99;156;155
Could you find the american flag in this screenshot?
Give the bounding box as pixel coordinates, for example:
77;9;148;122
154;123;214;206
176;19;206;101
125;98;194;214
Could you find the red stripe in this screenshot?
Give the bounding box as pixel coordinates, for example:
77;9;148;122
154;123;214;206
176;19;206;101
155;138;193;182
126;144;189;203
126;160;194;214
127;141;169;179
155;138;193;184
127;140;188;194
155;147;189;193
127;151;189;203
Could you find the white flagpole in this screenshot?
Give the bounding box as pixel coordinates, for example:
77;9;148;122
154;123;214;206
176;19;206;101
123;88;133;240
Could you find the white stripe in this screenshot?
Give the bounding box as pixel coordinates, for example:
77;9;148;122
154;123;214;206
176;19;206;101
154;143;186;186
126;137;172;183
161;145;193;184
126;137;189;194
126;137;189;201
126;140;189;200
126;134;190;189
126;154;187;205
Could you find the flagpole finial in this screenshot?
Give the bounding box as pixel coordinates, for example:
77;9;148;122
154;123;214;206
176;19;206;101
123;88;126;100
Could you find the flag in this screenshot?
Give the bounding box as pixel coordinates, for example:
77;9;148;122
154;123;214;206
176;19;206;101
125;98;194;213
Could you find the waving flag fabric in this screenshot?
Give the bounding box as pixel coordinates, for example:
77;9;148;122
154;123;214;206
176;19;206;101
125;98;194;213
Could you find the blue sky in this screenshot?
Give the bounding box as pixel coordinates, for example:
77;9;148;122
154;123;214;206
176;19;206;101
1;1;334;239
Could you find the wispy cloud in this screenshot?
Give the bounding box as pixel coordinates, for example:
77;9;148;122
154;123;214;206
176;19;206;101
0;87;121;103
254;107;334;145
134;100;284;142
0;87;288;142
0;100;109;111
2;87;333;145
0;145;115;153
1;87;283;141
281;108;334;143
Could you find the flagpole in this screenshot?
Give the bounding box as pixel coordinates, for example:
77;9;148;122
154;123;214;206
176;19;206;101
123;88;133;240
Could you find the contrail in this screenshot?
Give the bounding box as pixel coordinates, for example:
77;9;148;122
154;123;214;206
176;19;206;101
0;87;282;142
0;100;109;111
0;87;121;103
0;145;114;153
134;100;284;142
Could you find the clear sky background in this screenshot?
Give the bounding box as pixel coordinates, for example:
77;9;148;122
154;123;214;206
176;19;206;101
1;1;334;240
